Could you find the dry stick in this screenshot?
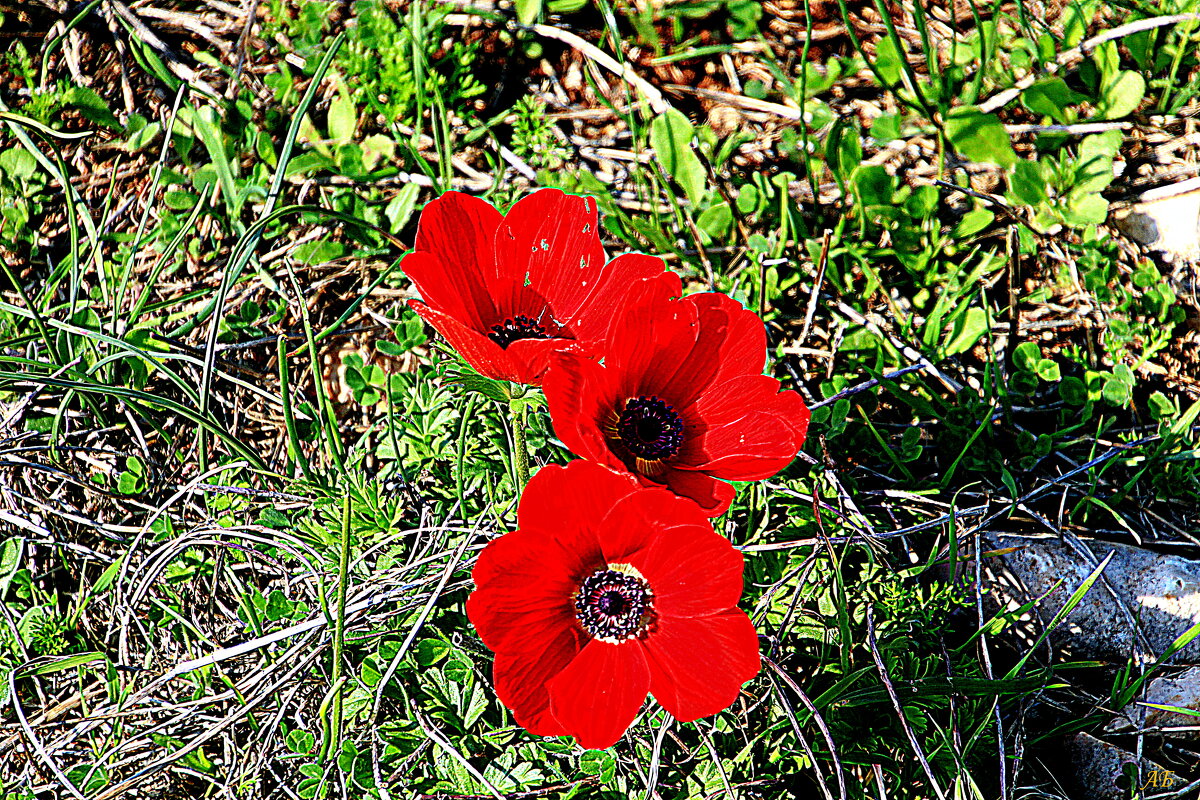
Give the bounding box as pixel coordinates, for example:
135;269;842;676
530;24;671;115
104;0;220;98
833;301;963;393
763;657;840;800
367;527;477;721
808;363;928;410
643;712;674;800
978;13;1200;114
799;230;832;349
10;685;89;800
973;436;1158;532
784;681;849;800
694;722;735;800
665;84;806;120
412;706;505;800
864;608;948;800
92;646;325;800
971;525;1008;800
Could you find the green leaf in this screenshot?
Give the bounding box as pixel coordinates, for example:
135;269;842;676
945;108;1016;168
1103;374;1132;406
873;37;904;86
61;86;121;130
726;0;763;39
0;538;21;598
1095;70;1145;120
952;207;994;238
944;307;988;356
444;655;472;684
649;109;707;207
414;637;450;666
16;652;106;678
286;729;316;754
580;749;615;772
1061;192;1109;226
870;113;902;142
1035;358;1061;382
444;372;510;403
825;118;862;185
66;764;109;793
1013;341;1041;372
385;182;422;233
853;165;898;206
328;88;357;144
1148;391;1175;421
265;590;291;621
515;0;542;25
1059;376;1087;405
696;202;732;241
1007;160;1049;207
294;239;345;265
360;134;395;171
117;472;141;495
1021;78;1088;124
1113;363;1135;386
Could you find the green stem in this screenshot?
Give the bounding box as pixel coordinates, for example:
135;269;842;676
456;393;477;511
510;398;529;492
324;494;351;763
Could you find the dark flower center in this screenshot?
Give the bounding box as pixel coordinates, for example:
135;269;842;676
616;397;684;460
574;567;653;642
488;314;551;349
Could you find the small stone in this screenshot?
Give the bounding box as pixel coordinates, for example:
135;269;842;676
1112;177;1200;263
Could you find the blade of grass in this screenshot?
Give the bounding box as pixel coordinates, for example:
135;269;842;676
198;32;345;475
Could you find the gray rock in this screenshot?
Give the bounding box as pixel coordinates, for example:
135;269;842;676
1067;732;1174;800
978;534;1200;664
1107;667;1200;740
1112;177;1200;263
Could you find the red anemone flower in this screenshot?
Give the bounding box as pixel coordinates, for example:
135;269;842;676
400;189;665;385
543;272;810;517
466;460;760;750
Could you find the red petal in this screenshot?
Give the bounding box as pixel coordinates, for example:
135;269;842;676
492;190;606;308
467;529;583;657
643;611;760;722
547;640;651;750
409;193;503;321
400;251;494;329
517;462;641;548
659;468;736;517
687;292;767;386
676;376;810;479
543;350;626;469
564;253;669;345
599;495;744;618
493;626;582;737
408;302;526;383
501;338;574;386
605;287;715;406
606;289;770;411
415;191;503;268
603;271;683;348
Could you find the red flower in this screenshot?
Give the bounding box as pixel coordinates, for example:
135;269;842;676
543;272;810;516
466;460;759;750
400;189;665;385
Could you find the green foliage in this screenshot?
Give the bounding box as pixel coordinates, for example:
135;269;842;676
3;0;1198;796
510;95;570;172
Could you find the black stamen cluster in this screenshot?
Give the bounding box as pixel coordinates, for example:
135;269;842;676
617;396;684;460
575;569;651;641
488;314;550;349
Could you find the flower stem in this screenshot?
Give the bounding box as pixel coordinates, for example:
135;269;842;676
510;398;529;491
456;393;477;511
